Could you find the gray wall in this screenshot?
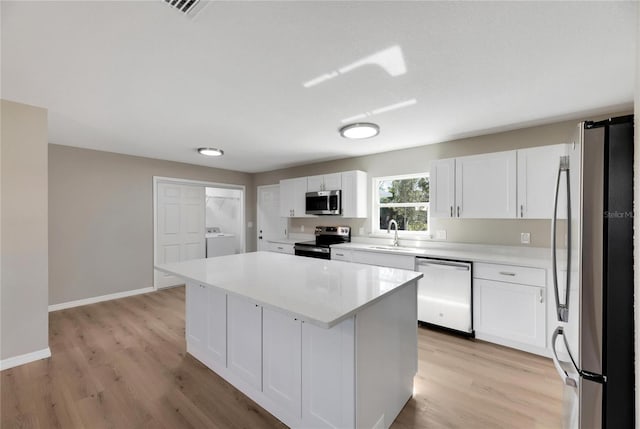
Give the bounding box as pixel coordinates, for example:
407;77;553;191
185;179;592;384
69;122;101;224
255;113;628;247
1;100;49;360
49;145;255;305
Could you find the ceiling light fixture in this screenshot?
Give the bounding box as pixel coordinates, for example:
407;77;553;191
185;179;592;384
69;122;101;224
197;147;224;157
339;123;380;139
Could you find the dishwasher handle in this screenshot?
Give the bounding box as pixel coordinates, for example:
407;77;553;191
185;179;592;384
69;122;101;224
416;259;471;271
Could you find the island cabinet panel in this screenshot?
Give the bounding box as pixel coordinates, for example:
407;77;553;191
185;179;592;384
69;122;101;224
302;318;355;429
206;287;227;367
227;295;263;391
263;308;302;418
186;283;207;351
356;283;418;429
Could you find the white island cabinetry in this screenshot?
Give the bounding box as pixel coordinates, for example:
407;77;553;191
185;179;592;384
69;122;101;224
166;252;422;429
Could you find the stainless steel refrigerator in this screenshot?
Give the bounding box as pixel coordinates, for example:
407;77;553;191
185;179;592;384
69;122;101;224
550;115;634;428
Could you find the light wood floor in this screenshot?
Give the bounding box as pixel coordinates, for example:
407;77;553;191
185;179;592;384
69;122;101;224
1;287;563;429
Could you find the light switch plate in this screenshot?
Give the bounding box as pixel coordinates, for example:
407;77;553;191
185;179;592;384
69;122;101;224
521;232;531;244
300;225;304;232
359;227;365;235
435;230;447;240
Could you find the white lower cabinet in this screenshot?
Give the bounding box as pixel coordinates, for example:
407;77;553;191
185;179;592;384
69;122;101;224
206;286;227;366
186;283;207;350
331;249;353;262
227;295;263;391
302;318;355;429
473;278;546;349
263;308;302;418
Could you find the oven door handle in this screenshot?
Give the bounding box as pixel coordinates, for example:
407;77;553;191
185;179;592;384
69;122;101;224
294;246;330;254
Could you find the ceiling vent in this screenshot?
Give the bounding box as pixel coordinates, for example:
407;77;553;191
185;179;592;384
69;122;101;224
163;0;206;17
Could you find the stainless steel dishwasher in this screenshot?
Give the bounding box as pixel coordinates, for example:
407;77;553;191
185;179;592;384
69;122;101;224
415;258;473;336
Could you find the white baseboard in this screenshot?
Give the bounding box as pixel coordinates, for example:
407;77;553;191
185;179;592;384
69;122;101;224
48;287;155;312
0;347;51;371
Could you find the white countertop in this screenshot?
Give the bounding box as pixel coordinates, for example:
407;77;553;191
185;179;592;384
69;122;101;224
206;232;235;238
264;237;299;245
156;251;422;329
331;242;552;268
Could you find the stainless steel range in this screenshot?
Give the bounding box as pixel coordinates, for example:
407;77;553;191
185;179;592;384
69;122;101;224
294;226;351;260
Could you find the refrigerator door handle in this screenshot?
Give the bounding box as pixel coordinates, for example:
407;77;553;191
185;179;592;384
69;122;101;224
552;326;607;386
551;156;571;322
551;326;578;387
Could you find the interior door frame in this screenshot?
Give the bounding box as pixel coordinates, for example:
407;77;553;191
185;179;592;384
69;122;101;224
256;184;286;251
153;176;246;290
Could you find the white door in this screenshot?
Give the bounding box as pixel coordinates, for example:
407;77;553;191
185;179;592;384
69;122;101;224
455;151;517;218
263;308;302;418
473;278;546;348
307;175;324;192
227;295;263;391
517;144;569;219
257;185;287;251
156;182;205;288
429;158;456;218
186;282;207;351
322;173;342;191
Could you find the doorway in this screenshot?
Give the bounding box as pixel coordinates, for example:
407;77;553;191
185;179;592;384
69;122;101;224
257;184;287;251
153;177;245;289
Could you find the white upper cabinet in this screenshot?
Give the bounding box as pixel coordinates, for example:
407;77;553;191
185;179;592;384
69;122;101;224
280;170;366;218
279;177;309;218
307;173;342;192
455;151;517;218
517;144;568;219
341;170;367;218
429;158;456;218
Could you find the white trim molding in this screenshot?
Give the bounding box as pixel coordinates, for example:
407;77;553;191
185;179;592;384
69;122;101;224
48;287;155;312
0;347;51;371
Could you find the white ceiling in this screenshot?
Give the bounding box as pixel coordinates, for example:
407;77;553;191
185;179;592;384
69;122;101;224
2;1;637;173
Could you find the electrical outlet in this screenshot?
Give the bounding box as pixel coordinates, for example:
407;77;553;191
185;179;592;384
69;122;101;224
435;230;447;240
521;232;531;244
300;225;304;232
359;227;365;235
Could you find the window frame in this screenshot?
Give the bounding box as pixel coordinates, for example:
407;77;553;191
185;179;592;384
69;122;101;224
371;172;430;237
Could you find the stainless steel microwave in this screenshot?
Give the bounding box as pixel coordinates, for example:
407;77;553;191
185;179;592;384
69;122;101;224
305;190;341;215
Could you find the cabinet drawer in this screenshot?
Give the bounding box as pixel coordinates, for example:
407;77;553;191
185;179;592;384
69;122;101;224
473;262;545;287
331;249;353;262
351;250;415;270
267;242;294;255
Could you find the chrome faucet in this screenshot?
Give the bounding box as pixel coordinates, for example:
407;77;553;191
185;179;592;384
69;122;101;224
387;219;399;247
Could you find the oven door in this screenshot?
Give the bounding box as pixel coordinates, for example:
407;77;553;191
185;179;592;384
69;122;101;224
294;245;330;259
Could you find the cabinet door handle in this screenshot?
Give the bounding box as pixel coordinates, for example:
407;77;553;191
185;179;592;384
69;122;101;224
335;253;344;257
520;204;524;218
457;206;460;217
450;206;453;217
499;271;516;276
277;246;283;250
539;288;544;303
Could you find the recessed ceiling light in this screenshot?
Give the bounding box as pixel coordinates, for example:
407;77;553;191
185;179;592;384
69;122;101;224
339;123;380;139
197;147;224;157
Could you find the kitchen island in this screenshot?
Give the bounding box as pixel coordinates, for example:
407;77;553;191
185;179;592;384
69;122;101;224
156;251;422;429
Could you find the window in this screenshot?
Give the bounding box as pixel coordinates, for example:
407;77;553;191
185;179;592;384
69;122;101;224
373;173;430;235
